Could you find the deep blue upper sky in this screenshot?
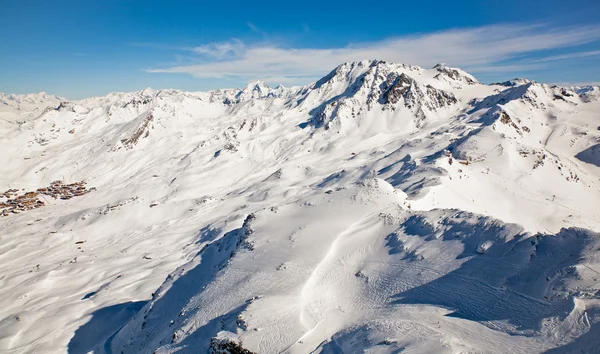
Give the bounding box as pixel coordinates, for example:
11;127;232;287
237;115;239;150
2;0;600;99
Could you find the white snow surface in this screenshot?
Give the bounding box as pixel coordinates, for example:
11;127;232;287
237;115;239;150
1;60;600;353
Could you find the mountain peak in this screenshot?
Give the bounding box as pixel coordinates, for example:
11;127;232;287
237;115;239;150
245;80;270;92
433;63;478;85
492;78;533;87
139;87;154;96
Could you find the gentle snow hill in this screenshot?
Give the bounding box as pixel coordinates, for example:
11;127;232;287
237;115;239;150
0;60;600;354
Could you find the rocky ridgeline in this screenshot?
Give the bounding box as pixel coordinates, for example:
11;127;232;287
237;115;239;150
311;61;458;129
381;72;457;112
433;63;479;85
0;180;94;217
113;113;155;151
209;337;255;354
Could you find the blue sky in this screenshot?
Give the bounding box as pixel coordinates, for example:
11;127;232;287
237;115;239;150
2;0;600;99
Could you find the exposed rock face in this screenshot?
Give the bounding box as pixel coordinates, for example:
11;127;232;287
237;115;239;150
433;63;479;85
383;73;457;110
209;337;255;354
308;61;457;129
114;113;155;150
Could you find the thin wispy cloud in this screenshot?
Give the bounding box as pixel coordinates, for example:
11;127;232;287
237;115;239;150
192;39;246;59
551;81;600;87
247;22;267;36
534;50;600;62
147;24;600;86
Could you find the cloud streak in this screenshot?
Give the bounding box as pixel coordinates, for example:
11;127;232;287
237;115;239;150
246;22;267;36
533;50;600;62
147;24;600;86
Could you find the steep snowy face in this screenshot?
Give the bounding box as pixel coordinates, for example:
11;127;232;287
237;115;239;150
305;61;459;131
1;61;600;354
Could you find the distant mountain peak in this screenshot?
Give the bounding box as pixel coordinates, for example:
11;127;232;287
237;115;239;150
492;78;533;87
433;63;478;85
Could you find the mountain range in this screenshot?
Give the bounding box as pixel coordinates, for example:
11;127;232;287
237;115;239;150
1;60;600;353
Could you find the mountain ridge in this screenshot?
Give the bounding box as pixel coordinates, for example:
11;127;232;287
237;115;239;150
4;60;598;106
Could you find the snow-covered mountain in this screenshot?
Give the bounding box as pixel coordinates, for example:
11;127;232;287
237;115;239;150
0;92;64;127
1;60;600;354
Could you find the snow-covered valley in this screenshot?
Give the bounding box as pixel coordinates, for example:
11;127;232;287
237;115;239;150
1;60;600;353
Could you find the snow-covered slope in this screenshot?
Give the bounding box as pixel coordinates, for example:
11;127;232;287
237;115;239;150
1;60;600;354
0;92;64;129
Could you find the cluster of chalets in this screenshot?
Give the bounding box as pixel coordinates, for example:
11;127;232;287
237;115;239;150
0;181;94;217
